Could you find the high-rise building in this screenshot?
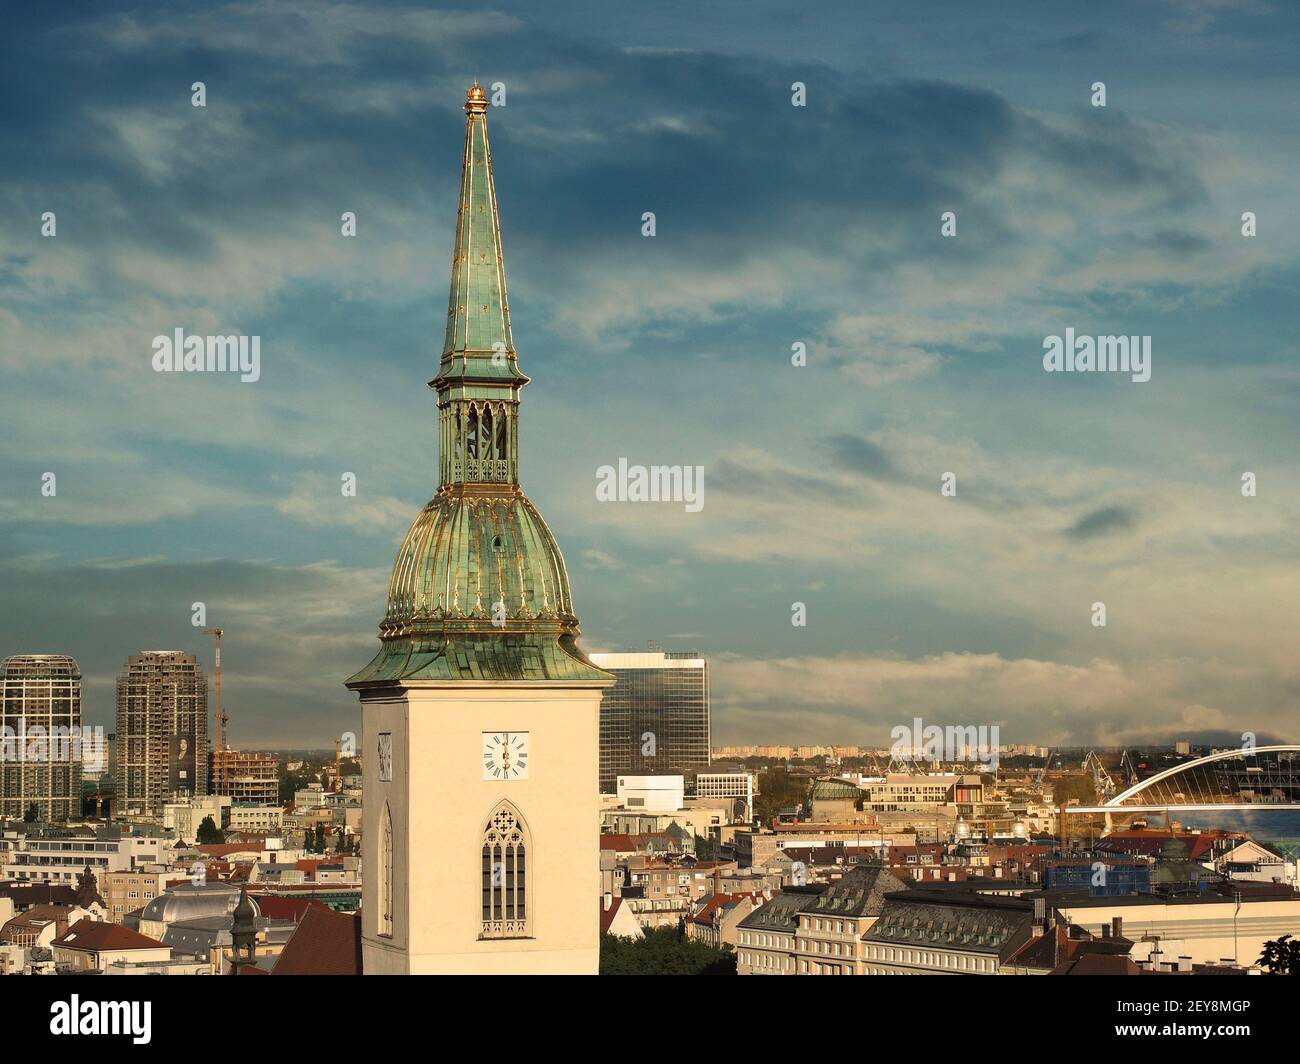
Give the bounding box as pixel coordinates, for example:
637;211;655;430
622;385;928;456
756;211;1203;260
115;651;208;817
0;655;84;821
344;84;614;975
210;748;279;806
590;651;710;793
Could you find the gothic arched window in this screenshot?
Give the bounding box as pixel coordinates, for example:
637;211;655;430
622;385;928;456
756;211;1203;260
480;801;530;939
466;405;479;459
493;404;508;460
379;802;394;938
480;405;493;463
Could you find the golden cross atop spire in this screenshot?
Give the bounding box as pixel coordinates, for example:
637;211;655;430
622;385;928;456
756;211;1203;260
466;80;488;114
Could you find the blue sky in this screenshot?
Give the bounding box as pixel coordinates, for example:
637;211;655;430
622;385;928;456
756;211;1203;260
1;0;1297;748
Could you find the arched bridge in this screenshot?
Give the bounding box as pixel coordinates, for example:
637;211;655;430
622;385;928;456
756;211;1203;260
1068;745;1300;814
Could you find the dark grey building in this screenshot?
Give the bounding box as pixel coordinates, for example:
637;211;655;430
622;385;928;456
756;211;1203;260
115;651;208;816
0;655;84;821
590;650;710;793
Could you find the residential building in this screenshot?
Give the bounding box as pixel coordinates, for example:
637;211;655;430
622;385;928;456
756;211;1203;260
695;772;757;822
1;904;90;948
115;651;209;815
687;893;762;948
1045;880;1300;967
0;826;167;886
737;886;826;975
52;919;171;972
1214;840;1292;884
0;654;85;821
862;890;1038;975
163;795;232;842
795;865;909;975
102;869;188;923
210;748;279;806
229;805;285;833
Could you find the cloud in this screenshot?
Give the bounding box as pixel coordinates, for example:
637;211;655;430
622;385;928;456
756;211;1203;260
826;434;905;482
1;1;1297;747
1064;505;1139;540
0;553;380;746
709;649;1296;747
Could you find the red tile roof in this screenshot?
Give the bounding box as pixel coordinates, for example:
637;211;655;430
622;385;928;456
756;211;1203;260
1051;953;1157;976
196;843;264;858
53;919;167;952
250;895;327;922
690;893;763;926
272;906;362;975
599;897;626;935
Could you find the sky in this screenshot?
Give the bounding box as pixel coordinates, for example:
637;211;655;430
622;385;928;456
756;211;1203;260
1;0;1297;749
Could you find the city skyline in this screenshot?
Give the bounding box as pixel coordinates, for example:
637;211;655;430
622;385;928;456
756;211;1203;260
2;0;1298;751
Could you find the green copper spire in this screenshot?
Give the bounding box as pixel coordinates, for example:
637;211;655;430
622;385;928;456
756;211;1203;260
432;81;528;488
346;84;608;688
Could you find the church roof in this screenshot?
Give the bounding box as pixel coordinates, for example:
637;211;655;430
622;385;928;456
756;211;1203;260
346;84;609;690
434;81;526;382
271;906;362;975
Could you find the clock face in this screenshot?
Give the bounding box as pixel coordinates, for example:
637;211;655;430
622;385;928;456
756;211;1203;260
482;732;529;780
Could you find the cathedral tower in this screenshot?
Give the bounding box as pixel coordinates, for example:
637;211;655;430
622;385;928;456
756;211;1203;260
346;84;613;975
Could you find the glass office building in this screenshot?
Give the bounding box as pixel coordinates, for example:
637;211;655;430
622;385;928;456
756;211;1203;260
589;650;710;793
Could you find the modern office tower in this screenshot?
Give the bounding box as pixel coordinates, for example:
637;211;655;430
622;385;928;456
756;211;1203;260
345;84;614;975
589;650;710;793
210;748;279;806
0;655;84;821
115;651;208;817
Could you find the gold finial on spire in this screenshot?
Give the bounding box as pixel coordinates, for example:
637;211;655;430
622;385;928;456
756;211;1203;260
466;80;488;114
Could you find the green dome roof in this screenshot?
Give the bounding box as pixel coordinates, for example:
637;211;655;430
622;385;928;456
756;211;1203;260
384;490;573;632
347;488;608;686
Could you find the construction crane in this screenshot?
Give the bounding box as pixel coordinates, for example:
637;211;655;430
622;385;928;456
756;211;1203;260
1035;749;1052;786
1082;750;1116;799
203;628;227;797
1120;749;1139;787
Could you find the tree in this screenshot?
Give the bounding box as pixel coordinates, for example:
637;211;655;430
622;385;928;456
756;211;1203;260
753;766;807;824
599;927;736;975
23;802;40;823
279;773;301;805
314;824;326;853
335;829;348;852
1051;773;1098;806
1258;934;1300;975
694;834;721;861
196;815;224;845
